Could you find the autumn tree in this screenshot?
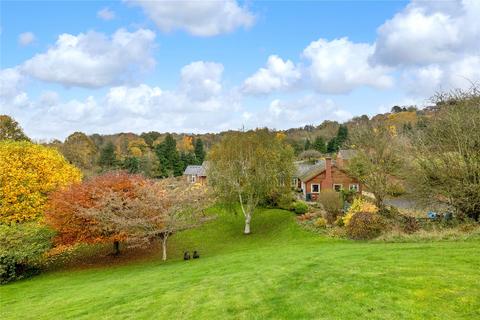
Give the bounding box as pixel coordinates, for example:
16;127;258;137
0;115;30;141
45;172;145;254
347;124;403;209
61;132;97;170
208;129;295;234
0;141;82;224
408;88;480;220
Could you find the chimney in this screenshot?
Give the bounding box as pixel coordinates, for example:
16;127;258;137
325;157;332;180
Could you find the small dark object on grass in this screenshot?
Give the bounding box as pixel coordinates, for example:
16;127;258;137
183;252;190;260
193;251;200;259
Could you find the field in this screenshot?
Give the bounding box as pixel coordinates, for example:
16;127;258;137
1;208;479;319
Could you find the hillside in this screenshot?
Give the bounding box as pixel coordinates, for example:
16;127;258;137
1;208;479;320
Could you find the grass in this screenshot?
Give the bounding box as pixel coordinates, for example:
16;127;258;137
1;208;479;319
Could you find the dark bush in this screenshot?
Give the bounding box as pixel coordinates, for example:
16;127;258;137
0;255;16;284
346;212;385;240
402;216;420;234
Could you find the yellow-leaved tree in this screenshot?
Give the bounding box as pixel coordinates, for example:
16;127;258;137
0;140;82;224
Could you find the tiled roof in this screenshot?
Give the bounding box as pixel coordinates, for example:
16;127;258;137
295;160;326;181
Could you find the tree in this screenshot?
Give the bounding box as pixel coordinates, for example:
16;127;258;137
0;115;30;141
61;132;97;170
208;129;295;234
336;125;348;147
45;172;146;254
0;141;82;224
408;88;480;220
155;134;183;177
313;136;327;153
122;156;140;174
98;142;117;170
298;149;322;161
46;173;212;259
326;137;338;153
194;138;206;164
304;138;311;150
347;124;403;209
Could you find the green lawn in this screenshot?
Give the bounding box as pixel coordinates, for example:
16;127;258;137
1;208;479;319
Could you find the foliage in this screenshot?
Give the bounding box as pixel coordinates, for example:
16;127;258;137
314;217;327;228
122;156;140;173
346;212;385;240
194;138;206;164
317;190;343;223
292;201;309;215
61;132;97;170
313;136;327;153
343;198;378;226
298;149;322;161
0;141;82;224
0;223;55;283
155;134;183;177
347;123;403;208
208;129;295;234
98;142;118;170
407;87;480;221
0;115;30;141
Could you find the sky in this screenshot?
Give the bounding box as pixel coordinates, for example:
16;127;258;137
1;0;479;140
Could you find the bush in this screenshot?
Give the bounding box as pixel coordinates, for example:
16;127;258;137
314;217;327;228
343;198;378;226
318;190;343;223
402;216;420;234
292;201;309;215
386;182;406;197
0;223;54;284
346;212;385;240
335;215;345;227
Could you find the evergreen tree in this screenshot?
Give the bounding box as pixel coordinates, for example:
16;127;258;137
122;156;140;174
304;138;311;150
336;125;348;146
155;134;183;177
326;138;338;153
313;136;327;153
194;138;206;164
98;142;117;170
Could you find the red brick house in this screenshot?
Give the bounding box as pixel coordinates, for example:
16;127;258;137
294;150;361;201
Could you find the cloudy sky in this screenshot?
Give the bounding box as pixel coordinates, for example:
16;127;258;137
1;0;479;140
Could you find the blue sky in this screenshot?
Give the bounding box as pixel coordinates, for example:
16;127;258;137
1;0;479;140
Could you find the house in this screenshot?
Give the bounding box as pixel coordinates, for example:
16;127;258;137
183;162;208;184
294;150;361;201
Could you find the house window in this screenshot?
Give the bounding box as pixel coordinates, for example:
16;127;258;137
311;184;320;193
291;178;298;188
190;175;196;183
349;184;359;192
333;184;343;192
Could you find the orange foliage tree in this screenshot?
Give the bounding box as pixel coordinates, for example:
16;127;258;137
46;172;212;259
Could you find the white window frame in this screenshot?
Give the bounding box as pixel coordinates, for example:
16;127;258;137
291;178;298;188
311;183;320;194
333;184;343;192
349;184;359;192
190;175;196;183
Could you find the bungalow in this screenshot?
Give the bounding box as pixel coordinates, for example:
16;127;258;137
183;162;208;185
294;150;361;201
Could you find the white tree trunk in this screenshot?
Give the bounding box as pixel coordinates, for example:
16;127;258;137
161;234;168;261
244;212;251;234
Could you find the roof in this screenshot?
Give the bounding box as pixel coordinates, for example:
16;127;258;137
338;149;357;160
295;160;326;182
183;163;207;176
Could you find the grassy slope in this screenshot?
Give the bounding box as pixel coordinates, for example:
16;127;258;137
1;208;479;320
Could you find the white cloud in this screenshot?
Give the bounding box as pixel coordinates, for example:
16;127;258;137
242;55;301;95
97;7;115;20
21;28;156;88
180;61;224;101
129;0;255;36
18;32;35;46
373;0;480;66
0;68;24;100
303;38;394;94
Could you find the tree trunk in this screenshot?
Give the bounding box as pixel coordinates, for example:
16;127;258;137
161;233;169;261
113;241;120;256
244;212;251;235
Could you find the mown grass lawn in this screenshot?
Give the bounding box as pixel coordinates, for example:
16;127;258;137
1;208;479;319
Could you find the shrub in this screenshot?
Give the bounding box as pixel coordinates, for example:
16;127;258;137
343;198;378;226
402;216;420;234
386;182;406;197
335;215;345;227
292;201;309;215
0;223;54;284
318;190;343;223
346;212;385;240
314;217;327;228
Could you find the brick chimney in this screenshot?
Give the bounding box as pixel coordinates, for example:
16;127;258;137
322;157;333;190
